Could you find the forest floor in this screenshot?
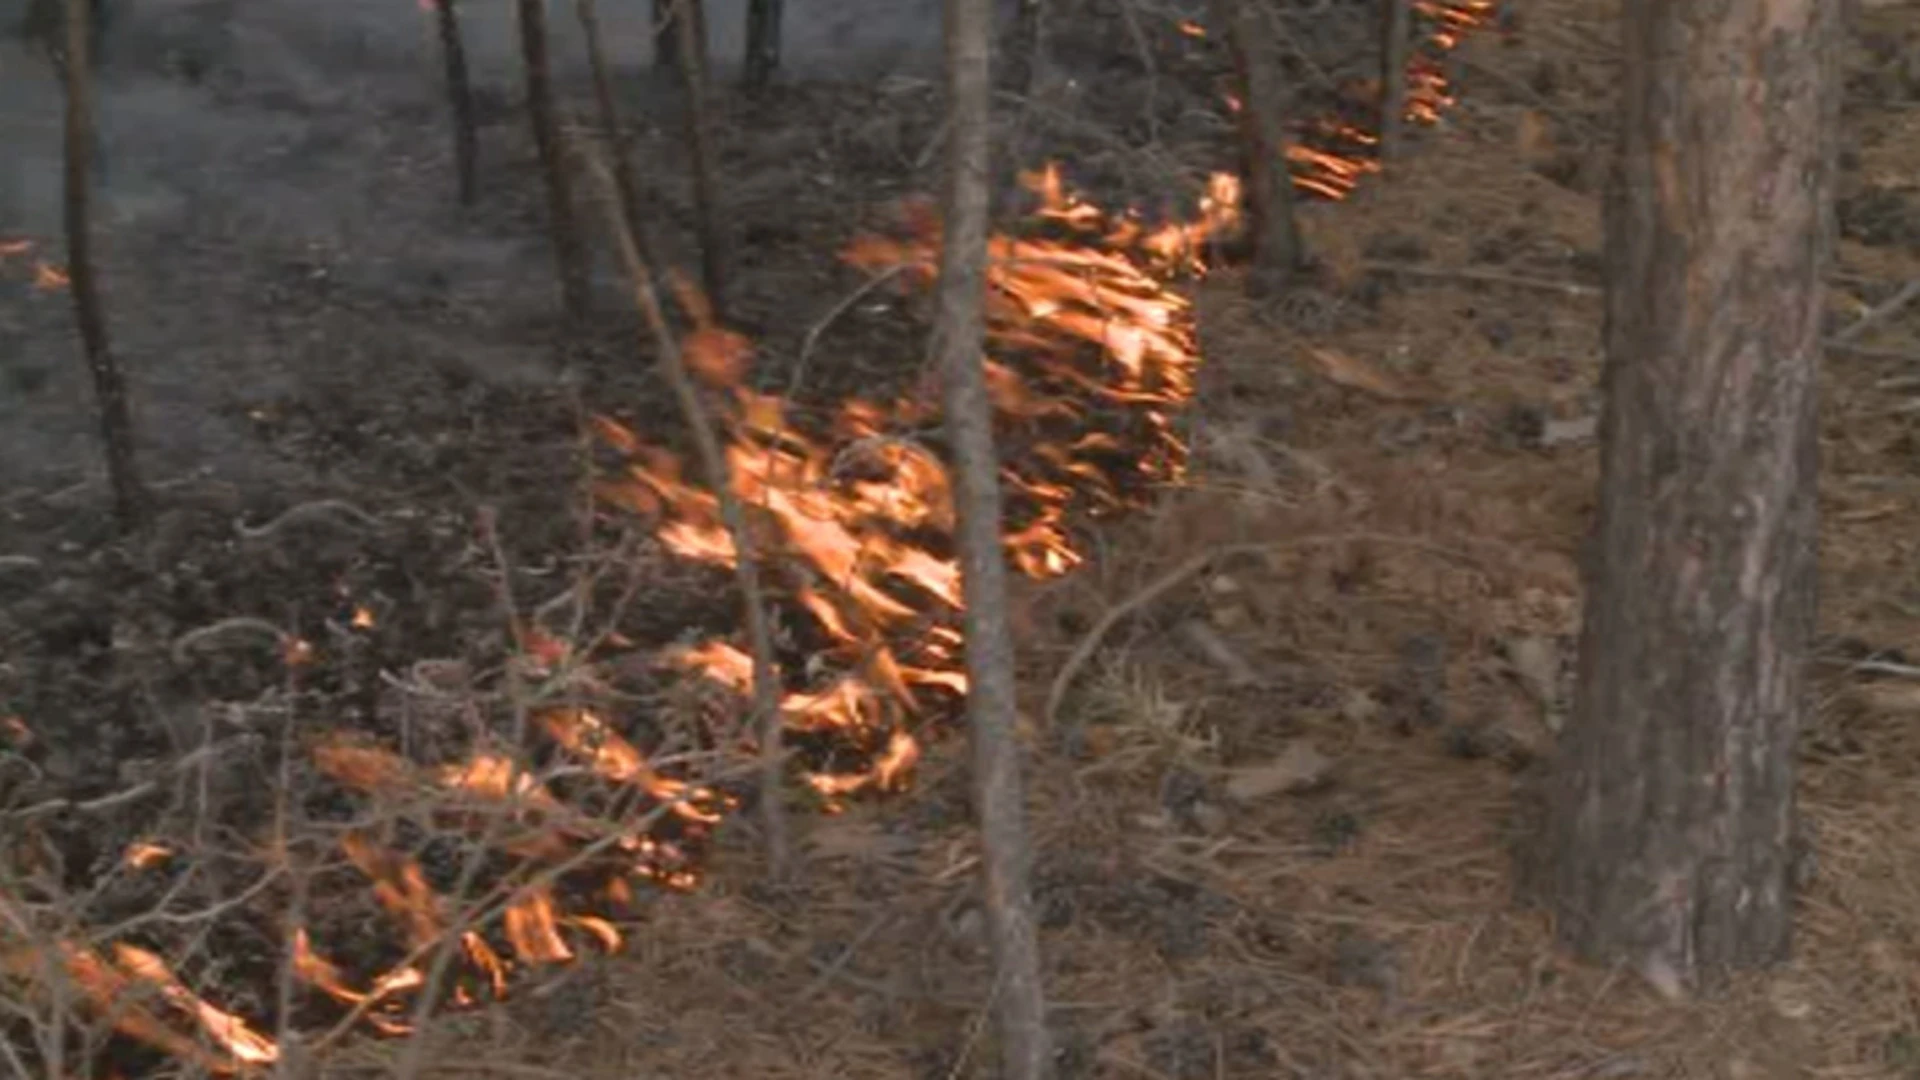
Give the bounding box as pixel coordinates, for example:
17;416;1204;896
4;0;1920;1077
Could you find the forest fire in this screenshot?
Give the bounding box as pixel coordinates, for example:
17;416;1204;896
0;3;1500;1074
0;237;70;292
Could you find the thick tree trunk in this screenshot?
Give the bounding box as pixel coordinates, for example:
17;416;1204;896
933;0;1050;1074
1207;0;1304;295
674;0;727;319
431;0;478;206
743;0;782;89
1377;0;1412;162
517;0;591;323
63;0;145;533
1542;0;1838;995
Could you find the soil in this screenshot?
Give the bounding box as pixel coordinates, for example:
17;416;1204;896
3;0;1920;1077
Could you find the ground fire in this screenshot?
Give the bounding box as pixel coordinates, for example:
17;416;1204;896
0;2;1496;1072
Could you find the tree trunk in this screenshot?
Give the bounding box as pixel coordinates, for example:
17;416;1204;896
674;0;727;319
743;0;782;90
431;0;478;206
516;0;591;323
1376;0;1411;162
63;0;145;533
1002;0;1047;100
575;0;649;249
652;0;680;72
1207;0;1304;295
1541;0;1838;995
933;0;1050;1075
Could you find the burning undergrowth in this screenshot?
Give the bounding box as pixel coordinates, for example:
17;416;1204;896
0;162;1243;1078
0;3;1504;1073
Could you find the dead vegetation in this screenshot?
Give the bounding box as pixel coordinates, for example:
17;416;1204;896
4;0;1920;1076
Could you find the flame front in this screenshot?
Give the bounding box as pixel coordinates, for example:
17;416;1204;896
0;4;1502;1071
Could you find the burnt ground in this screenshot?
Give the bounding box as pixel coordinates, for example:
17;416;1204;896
3;0;1920;1076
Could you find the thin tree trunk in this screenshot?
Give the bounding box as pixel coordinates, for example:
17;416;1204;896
1377;0;1412;162
1540;0;1838;995
575;0;649;251
432;0;478;206
63;0;145;532
743;0;782;90
934;0;1049;1074
652;0;680;72
673;0;727;319
1208;0;1303;295
1003;0;1046;98
577;144;793;885
516;0;591;323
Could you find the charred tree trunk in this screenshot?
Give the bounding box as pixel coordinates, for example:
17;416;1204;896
62;0;145;532
743;0;782;89
652;0;680;71
933;0;1050;1074
674;0;727;318
516;0;590;323
1002;0;1047;100
431;0;478;206
1208;0;1304;296
575;0;649;252
1540;0;1838;995
1377;0;1412;162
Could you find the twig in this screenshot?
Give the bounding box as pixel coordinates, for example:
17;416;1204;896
1832;278;1920;345
234;499;379;541
170;617;294;665
576;142;794;883
786;264;912;402
1816;655;1920;681
1360;259;1601;297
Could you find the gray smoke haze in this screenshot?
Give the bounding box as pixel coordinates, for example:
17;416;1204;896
1;0;947;237
0;0;950;496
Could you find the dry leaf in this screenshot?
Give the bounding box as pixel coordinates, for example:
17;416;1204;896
1299;346;1417;401
1225;739;1333;801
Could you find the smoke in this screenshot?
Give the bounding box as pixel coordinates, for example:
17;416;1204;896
0;0;949;238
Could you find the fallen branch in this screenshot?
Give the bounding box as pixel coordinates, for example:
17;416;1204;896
170;617;296;665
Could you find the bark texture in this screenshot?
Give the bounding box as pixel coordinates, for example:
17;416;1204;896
63;0;145;533
933;0;1050;1074
432;0;478;206
1207;0;1303;295
1543;0;1838;993
516;0;591;323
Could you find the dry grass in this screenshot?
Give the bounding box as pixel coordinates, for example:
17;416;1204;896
346;1;1920;1076
13;0;1920;1075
